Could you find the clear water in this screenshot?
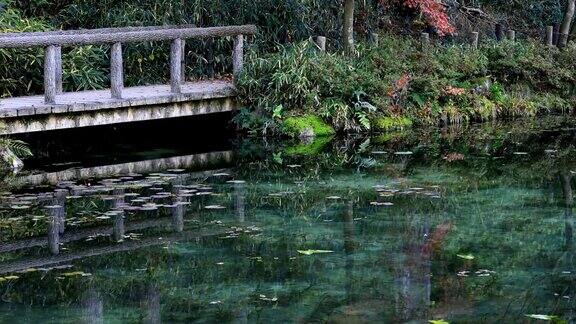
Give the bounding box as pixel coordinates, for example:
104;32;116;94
1;117;576;323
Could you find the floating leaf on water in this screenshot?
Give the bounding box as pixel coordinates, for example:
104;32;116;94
371;202;394;206
62;271;92;277
475;269;496;276
11;205;30;210
259;294;278;302
429;320;449;324
3;276;19;280
457;254;475;260
20;268;37;273
525;314;560;321
205;205;226;210
297;250;334;255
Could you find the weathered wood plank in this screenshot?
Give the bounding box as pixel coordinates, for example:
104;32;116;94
0;81;235;115
44;45;57;104
110;42;123;99
0;24;198;38
0;25;257;48
170;38;183;94
232;35;244;79
55;46;63;93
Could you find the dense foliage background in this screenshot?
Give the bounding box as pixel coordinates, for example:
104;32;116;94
0;0;572;97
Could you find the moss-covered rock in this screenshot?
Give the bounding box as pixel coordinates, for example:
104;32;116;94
284;136;333;156
373;116;413;131
282;115;335;138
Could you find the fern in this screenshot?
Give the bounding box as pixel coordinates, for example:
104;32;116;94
0;138;32;157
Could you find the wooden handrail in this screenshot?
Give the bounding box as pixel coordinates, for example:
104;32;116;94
0;25;256;47
0;25;256;104
0;24;198;38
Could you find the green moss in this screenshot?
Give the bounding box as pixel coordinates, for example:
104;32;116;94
284;136;333;156
373;116;413;131
282;115;335;138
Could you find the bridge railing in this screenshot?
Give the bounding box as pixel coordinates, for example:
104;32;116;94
0;25;257;104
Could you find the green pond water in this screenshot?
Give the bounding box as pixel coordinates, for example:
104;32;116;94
1;117;576;323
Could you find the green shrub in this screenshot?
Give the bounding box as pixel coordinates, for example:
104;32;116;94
237;35;576;134
282;115;335;138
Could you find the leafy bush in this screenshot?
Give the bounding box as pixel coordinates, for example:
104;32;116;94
236;35;576;135
0;8;110;96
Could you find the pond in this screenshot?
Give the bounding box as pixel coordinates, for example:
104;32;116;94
1;116;576;323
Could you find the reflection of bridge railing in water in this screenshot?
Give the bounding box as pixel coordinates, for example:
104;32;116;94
0;184;245;274
0;25;256;134
0;151;244;273
13;150;233;187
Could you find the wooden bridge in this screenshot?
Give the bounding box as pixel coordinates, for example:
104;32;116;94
0;24;257;134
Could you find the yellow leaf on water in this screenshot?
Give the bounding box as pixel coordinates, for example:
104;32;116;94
430;320;449;324
457;254;475;260
297;250;334;256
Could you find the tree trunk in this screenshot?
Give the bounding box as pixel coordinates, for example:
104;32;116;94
559;0;576;47
343;0;355;54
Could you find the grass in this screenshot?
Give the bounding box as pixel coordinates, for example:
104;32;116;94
236;35;576;137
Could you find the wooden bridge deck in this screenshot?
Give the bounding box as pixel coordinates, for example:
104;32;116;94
0;80;234;117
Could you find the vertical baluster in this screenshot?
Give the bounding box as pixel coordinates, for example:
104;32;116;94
55;46;63;93
110;42;124;99
232;34;244;80
181;39;186;83
170;38;183;94
44;45;57;104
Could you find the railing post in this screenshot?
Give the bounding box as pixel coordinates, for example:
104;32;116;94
507;30;516;42
232;34;244;80
181;39;186;83
315;36;326;52
170;38;183;94
546;26;554;47
370;32;379;47
421;32;430;50
110;42;124;99
44;45;57;104
55;46;63;93
471;31;479;49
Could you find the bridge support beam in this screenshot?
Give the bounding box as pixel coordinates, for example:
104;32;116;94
233;34;244;80
170;38;183;94
110;42;124;99
44;45;57;104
